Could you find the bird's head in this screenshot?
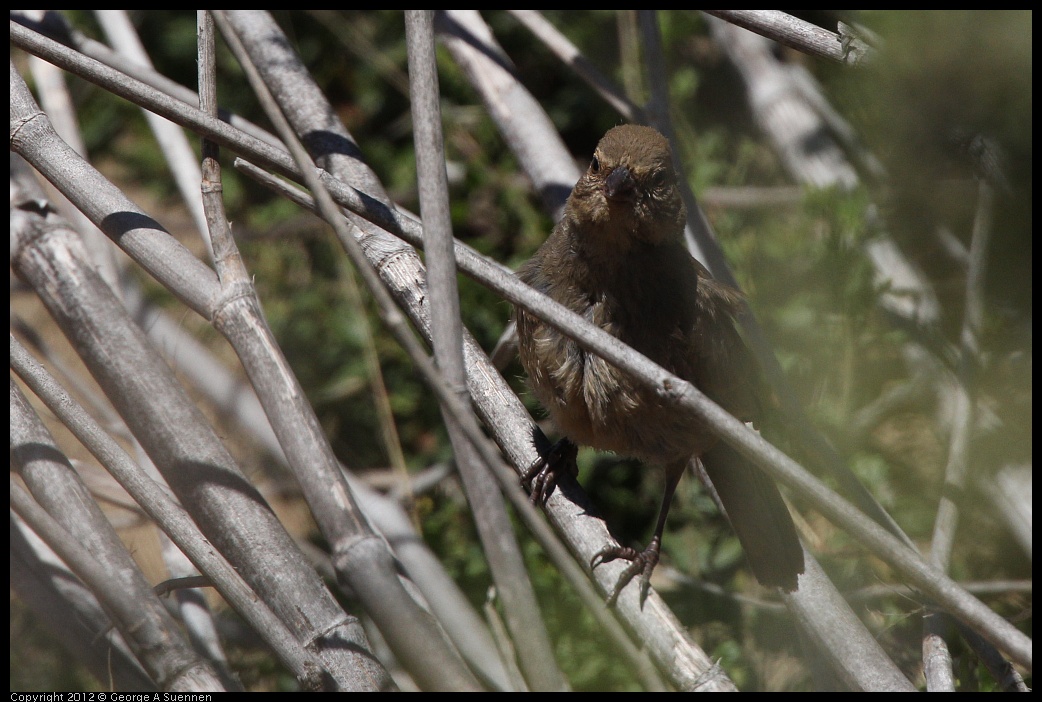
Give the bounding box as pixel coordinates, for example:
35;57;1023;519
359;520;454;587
567;124;687;249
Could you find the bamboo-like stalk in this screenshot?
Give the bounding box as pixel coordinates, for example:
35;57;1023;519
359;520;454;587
702;10;876;65
11;334;325;690
405;10;565;691
11;66;391;691
211;11;483;691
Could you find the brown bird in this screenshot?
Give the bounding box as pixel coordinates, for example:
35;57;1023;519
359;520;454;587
515;124;804;605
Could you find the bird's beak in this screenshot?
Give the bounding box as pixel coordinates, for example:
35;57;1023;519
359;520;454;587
604;165;636;203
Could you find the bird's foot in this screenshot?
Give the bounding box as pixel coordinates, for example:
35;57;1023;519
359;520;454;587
522;437;578;507
591;535;662;608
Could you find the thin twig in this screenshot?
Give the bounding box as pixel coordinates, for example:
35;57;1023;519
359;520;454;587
702;10;876;65
929;181;993;571
406;10;563;691
506;10;645;123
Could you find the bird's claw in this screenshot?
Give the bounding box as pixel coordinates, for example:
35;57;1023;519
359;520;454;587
591;538;661;608
522;438;578;507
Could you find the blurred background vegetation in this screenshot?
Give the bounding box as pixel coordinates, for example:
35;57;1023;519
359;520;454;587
11;10;1031;691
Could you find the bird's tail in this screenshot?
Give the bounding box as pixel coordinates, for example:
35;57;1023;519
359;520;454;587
698;442;804;591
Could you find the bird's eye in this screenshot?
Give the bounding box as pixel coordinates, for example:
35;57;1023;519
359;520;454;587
650;169;668;188
590;155;600;173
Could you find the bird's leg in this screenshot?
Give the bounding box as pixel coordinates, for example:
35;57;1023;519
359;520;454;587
523;437;578;507
591;459;686;607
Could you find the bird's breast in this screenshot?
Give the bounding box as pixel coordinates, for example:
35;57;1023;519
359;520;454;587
520;293;708;464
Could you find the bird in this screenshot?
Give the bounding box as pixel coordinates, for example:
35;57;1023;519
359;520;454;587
514;124;804;605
